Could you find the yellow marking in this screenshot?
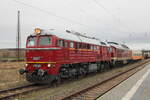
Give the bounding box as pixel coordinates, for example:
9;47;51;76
27;62;56;64
111;57;132;60
69;48;75;50
69;48;93;51
132;56;143;60
88;49;93;51
79;49;89;51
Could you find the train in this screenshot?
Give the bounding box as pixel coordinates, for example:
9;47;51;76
19;28;144;84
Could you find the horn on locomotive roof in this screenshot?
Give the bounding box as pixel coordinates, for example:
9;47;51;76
66;30;100;40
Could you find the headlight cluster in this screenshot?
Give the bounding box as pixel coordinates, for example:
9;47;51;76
25;63;55;68
25;64;28;67
47;64;55;68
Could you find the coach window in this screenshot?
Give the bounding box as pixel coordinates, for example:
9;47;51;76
70;42;74;48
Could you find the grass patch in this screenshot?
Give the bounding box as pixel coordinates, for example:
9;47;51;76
0;62;28;90
0;57;25;62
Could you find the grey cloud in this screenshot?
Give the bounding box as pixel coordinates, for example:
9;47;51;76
0;0;150;49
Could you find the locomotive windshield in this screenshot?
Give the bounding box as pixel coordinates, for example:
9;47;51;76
39;36;51;46
27;36;52;47
27;37;36;46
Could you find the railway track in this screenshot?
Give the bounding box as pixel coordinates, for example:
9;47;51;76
0;84;49;100
62;60;150;100
0;60;149;100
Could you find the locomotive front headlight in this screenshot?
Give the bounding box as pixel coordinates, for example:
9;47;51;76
48;64;55;68
25;64;28;67
47;64;51;67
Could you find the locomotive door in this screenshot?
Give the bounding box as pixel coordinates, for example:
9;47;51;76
100;46;104;60
97;46;102;60
64;41;69;60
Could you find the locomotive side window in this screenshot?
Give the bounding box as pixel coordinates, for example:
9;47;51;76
91;45;94;50
97;46;99;50
57;39;64;47
76;42;80;49
79;43;82;49
82;43;86;49
70;42;74;48
87;44;90;49
94;46;97;50
108;47;112;52
27;37;36;46
64;41;68;47
39;36;51;46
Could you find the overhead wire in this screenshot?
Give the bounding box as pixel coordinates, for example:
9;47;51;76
64;0;107;34
92;0;132;33
13;0;132;37
12;0;93;29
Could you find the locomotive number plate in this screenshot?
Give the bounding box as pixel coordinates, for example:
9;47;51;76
33;57;41;60
33;64;41;68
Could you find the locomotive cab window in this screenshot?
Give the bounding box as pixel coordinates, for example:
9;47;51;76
39;36;51;46
27;37;36;46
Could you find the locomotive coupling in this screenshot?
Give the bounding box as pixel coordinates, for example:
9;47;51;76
31;69;47;77
19;69;27;75
37;69;47;77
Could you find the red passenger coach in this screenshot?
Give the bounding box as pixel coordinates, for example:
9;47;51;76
19;28;112;84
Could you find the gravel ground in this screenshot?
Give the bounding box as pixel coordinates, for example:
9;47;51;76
14;60;149;100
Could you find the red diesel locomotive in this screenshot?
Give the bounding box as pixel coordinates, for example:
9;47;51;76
19;28;132;84
108;42;132;65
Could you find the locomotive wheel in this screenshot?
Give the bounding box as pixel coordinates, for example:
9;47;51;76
97;63;101;72
104;62;109;70
100;63;105;72
56;74;61;84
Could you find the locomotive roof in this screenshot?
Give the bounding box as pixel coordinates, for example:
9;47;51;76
33;29;106;46
107;42;130;50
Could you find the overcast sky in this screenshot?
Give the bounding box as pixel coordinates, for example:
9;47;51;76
0;0;150;50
